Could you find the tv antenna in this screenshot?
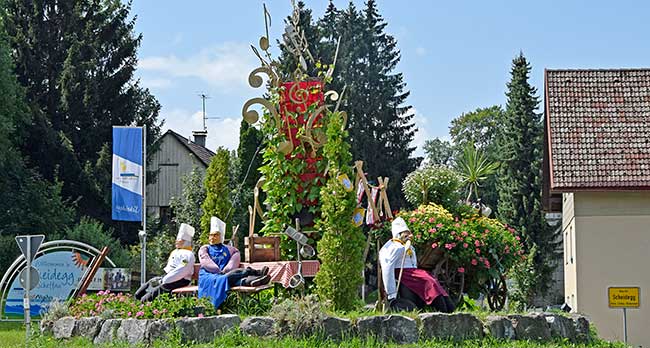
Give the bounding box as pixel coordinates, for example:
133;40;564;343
198;93;220;131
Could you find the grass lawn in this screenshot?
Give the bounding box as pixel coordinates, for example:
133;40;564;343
0;322;628;348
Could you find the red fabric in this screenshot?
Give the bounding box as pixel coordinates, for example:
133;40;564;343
396;268;448;305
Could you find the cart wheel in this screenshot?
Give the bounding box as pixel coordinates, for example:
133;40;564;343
485;275;507;311
435;258;465;306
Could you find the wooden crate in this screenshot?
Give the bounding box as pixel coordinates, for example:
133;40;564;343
244;236;280;262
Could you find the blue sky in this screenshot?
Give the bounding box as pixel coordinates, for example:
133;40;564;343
132;0;649;156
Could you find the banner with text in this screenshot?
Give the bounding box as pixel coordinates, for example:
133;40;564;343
112;126;143;221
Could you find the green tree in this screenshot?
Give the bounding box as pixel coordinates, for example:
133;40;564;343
170;167;207;234
200;148;232;244
315;111;364;310
496;53;557;305
3;0;162;243
423;138;455;167
231;120;264;242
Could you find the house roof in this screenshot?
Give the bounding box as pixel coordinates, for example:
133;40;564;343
544;68;650;192
165;129;215;166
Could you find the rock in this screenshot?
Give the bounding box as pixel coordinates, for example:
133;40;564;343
240;316;275;337
321;316;353;341
52;316;76;339
147;319;174;342
508;314;551;340
570;314;591;342
356;315;418;344
94;319;121;344
176;315;241;344
116;319;149;344
484;315;515;339
73;316;104;339
544;314;576;340
420;313;483;340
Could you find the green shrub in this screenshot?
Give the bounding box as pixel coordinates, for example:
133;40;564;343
402;165;462;209
269;295;329;337
314;110;365;311
58;217;132;267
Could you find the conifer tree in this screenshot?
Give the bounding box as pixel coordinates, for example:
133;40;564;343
232;120;264;240
3;0;161;242
200;148;233;244
496;53;557;304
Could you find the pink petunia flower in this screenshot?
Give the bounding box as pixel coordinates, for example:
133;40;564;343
431;243;438;249
475;240;481;247
457;267;465;273
475;248;481;254
136;311;144;317
436;223;443;228
428;228;437;234
428;217;436;223
461;231;468;237
409;217;417;223
463;243;468;248
471;259;478;266
484;259;491;268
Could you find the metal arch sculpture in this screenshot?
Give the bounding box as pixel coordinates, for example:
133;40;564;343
0;240;116;320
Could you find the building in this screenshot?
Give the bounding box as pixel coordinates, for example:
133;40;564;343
146;129;214;223
543;68;650;347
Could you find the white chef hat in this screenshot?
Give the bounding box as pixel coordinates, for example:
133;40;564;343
176;223;195;245
210;216;226;244
391;217;410;239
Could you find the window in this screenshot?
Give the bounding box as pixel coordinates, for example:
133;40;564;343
159;206;174;225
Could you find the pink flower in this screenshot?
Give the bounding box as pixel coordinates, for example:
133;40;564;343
463;243;468;248
198;313;204;318
428;217;436;223
475;248;481;254
428;228;437;234
515;236;521;241
457;267;465;273
471;259;478;266
454;223;460;228
431;243;438;249
484;259;491;268
409;217;417;223
475;240;480;247
416;234;422;239
127;312;132;317
436;223;443;228
136;311;144;317
445;243;456;250
451;231;456;236
153;309;160;315
484;229;490;233
461;231;468;237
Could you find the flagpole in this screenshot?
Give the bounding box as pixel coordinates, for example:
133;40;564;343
141;125;147;285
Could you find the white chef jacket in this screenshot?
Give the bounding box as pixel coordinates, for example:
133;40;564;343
162;248;195;284
378;239;417;300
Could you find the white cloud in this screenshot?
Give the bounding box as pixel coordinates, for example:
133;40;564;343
141;77;172;89
407;107;431;159
139;42;257;91
161;107;240;152
415;46;427;56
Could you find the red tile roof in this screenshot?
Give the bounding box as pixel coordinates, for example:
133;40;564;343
544;68;650;191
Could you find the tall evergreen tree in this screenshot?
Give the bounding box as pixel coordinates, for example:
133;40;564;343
4;0;161;242
352;0;420;208
231;120;264;240
496;53;557;304
200;148;232;244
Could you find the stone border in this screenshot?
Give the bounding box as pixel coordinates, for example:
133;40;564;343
44;312;592;345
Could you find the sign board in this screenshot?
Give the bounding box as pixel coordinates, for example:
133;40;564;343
4;251;86;318
608;287;640;308
15;235;45;262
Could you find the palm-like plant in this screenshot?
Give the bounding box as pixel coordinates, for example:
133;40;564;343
456;144;500;203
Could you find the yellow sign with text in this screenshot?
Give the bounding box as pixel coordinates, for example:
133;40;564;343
608;287;640;308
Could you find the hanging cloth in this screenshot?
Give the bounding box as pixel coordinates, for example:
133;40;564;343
366;187;379;225
356;180;365;205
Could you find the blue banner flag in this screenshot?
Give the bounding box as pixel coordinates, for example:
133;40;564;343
112;127;143;221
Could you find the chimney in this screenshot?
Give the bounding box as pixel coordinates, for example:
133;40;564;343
192;130;207;147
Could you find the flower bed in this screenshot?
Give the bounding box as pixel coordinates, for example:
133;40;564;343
69;291;216;319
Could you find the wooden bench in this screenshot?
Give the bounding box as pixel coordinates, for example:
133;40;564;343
170;264;273;297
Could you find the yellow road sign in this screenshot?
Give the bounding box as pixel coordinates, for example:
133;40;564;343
608;287;640;308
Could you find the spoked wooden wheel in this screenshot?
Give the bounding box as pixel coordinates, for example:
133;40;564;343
485;275;507;311
434;257;465;306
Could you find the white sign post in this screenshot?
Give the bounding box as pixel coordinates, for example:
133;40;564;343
15;235;45;343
